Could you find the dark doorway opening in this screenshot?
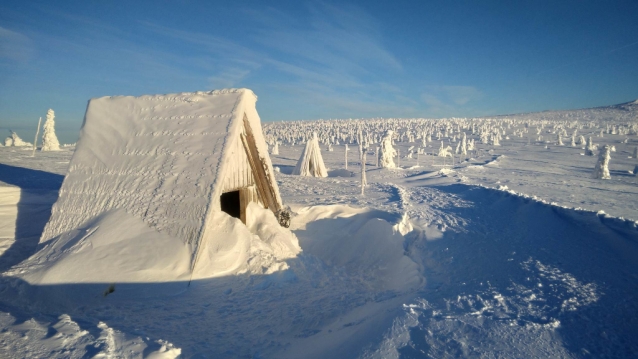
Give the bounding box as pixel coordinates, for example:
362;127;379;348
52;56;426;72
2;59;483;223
220;190;241;219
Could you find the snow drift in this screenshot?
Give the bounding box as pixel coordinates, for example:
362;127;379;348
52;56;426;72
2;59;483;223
12;203;299;285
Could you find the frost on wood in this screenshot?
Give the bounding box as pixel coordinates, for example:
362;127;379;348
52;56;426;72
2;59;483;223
41;109;61;151
379;130;397;168
593;145;612;180
292;132;328;177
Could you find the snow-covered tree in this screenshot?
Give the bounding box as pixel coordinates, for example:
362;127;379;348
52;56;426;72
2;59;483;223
460;132;467;155
271;141;279;155
438;141;452;157
292;132;328;177
492;133;500;146
379;130;396;168
578;135;586;146
557;133;564;146
467;138;475;151
6;131;31;147
585;137;596;156
41;109;61;151
593;145;611;180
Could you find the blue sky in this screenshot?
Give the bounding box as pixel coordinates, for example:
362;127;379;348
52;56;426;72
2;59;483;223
1;0;637;143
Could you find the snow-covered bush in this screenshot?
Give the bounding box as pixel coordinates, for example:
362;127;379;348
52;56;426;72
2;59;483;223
5;131;32;147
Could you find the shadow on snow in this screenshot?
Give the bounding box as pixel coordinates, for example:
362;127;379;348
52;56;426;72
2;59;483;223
0;164;62;271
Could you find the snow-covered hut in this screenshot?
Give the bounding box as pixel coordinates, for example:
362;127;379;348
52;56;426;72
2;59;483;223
41;89;285;250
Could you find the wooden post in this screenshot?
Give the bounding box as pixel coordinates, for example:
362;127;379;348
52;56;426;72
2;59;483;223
239;187;254;225
345;144;349;170
31;117;41;157
240;115;282;214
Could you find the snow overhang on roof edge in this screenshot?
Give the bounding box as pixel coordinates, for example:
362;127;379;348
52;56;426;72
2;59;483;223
91;88;257;102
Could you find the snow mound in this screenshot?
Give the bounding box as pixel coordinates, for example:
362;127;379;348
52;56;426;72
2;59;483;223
0;312;180;359
193;202;300;278
12;204;300;284
291;205;422;291
13;209;192;284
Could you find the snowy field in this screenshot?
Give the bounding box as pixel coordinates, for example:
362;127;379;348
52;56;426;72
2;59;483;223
1;100;638;358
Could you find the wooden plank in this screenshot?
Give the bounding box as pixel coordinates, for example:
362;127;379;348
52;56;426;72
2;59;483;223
240;132;269;208
241;114;282;214
239;187;249;224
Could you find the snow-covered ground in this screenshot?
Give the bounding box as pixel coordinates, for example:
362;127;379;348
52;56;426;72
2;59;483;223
1;102;638;358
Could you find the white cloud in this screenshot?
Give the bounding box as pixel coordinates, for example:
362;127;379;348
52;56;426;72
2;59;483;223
0;26;34;62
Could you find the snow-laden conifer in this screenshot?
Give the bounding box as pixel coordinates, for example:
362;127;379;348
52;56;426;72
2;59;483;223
292;132;328;177
41;109;61;151
593;145;611;179
379;130;396;168
460;132;467;155
585;136;596;156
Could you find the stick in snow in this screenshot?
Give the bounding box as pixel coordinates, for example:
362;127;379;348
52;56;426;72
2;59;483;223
31;117;41;157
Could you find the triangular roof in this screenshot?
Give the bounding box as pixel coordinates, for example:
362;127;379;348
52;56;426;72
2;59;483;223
41;89;281;250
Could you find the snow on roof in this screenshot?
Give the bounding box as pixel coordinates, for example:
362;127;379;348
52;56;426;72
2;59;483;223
41;88;269;246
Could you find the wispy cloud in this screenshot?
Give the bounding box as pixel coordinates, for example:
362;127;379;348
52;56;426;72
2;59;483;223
139;4;405;117
421;85;483;116
250;3;401;83
0;26;34;62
